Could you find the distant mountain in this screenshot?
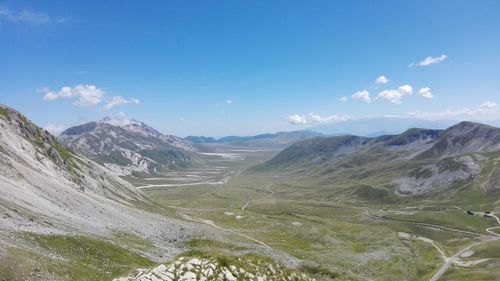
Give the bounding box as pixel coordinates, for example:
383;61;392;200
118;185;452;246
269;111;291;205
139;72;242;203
59;117;199;175
310;117;462;137
185;136;218;144
255;121;500;197
185;130;324;148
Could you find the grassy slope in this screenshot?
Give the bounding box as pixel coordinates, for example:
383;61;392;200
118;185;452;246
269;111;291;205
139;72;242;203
0;232;155;281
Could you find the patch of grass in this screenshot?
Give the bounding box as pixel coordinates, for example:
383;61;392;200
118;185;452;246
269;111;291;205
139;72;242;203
112;230;155;253
0;106;10;120
300;264;339;279
186;238;248;251
52;141;74;161
17;233;154;281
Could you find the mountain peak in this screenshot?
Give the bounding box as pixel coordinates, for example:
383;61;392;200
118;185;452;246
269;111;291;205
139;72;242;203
59;117;196;175
446;120;496;132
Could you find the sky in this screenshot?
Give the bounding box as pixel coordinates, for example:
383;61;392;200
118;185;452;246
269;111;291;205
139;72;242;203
1;0;500;137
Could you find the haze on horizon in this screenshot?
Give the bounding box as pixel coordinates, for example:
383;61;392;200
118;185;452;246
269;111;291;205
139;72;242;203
1;1;500;137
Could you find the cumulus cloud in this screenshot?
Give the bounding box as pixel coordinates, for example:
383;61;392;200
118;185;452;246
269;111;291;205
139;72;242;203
375;75;389;85
103;96;139;110
409;55;448;67
40;84;140;110
352;90;371;103
408;102;499;120
41;84;105;107
287;102;499;126
307;113;351;124
339;96;348;102
287;114;307;125
377;84;413;104
287;113;351;125
102;112;132;126
418;87;434;99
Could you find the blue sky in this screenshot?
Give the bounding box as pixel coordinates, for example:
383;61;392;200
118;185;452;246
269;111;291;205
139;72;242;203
1;0;500;137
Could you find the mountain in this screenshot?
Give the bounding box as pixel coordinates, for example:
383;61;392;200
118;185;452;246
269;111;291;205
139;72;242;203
310;117;463;137
184;135;218;144
59;118;199;175
185;130;325;148
417;121;500;159
0;104;197;248
256;121;500;197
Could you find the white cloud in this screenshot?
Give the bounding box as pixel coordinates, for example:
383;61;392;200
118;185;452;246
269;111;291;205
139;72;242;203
375;75;389;85
40;84;139;110
288;113;351;125
352;90;371;103
418;87;434;99
408;102;499;120
339;96;348;102
409;55;448;67
225;99;233;105
102;112;132;126
287;102;500;127
0;7;51;24
41;84;105;107
377;84;413;104
103;96;139;110
287;114;307;125
480;101;498;109
307;113;351;124
43;123;68;136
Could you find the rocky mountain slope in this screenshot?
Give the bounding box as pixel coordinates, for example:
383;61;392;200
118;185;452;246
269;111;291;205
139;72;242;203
0;104;201;242
59;118;199;175
256;122;500;196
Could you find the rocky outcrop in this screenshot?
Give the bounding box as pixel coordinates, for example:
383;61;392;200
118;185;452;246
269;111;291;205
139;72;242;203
114;256;315;281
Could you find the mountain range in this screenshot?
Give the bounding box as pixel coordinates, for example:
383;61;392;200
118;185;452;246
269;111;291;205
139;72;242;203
185;130;324;148
2;103;500;280
309;117;500;137
257;121;500;197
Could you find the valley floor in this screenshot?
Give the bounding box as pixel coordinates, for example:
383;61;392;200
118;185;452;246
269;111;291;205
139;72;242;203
134;146;500;281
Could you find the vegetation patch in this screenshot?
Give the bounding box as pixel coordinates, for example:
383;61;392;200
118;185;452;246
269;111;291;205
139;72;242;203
15;233;155;281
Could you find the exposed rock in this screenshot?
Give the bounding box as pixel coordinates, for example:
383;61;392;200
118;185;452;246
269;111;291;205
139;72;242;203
114;256;316;281
396;155;484;195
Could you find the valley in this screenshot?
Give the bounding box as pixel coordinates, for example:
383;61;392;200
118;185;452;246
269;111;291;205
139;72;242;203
129;143;500;281
3;3;499;280
1;104;500;281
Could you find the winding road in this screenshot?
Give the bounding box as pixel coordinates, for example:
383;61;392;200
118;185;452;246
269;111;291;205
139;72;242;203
427;212;500;281
178;210;272;249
